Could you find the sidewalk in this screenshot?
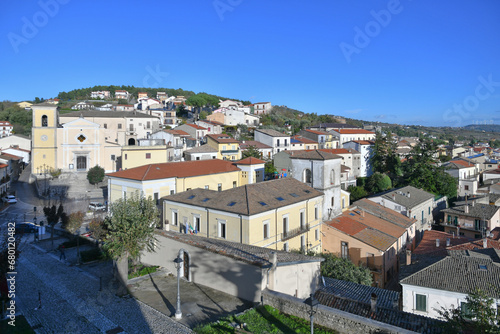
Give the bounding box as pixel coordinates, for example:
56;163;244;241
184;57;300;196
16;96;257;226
15;237;193;333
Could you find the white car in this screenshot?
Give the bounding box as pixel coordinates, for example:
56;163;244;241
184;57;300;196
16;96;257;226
3;195;17;204
89;202;106;211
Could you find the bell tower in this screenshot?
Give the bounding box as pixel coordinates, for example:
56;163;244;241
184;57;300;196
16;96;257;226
31;103;58;175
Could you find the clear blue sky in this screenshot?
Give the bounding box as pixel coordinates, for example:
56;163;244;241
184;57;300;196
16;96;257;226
1;0;499;127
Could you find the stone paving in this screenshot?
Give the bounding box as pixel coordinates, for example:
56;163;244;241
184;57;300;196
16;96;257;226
14;237;193;334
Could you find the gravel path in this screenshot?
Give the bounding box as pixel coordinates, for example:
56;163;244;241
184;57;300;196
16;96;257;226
15;241;193;333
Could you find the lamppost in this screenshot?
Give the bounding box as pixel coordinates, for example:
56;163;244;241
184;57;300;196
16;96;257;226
304;294;319;334
173;255;183;319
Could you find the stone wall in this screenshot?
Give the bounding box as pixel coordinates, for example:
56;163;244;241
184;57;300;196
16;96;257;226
262;289;417;334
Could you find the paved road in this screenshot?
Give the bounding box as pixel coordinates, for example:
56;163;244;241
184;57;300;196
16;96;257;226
13;238;193;333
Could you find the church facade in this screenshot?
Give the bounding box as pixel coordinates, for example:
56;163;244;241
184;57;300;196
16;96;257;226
31;103;161;174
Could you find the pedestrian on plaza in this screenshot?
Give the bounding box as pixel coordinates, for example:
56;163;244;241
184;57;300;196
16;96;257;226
59;244;66;260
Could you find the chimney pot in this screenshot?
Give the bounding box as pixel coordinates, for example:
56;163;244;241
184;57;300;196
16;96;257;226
407;191;411;198
483;238;488;248
406;250;411;265
436;239;440;247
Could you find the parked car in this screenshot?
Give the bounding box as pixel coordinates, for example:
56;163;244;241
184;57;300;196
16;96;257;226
15;222;39;233
3;195;17;204
89;202;106;211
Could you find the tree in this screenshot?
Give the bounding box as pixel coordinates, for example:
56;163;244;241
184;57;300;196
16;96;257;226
64;211;84;234
87;165;105;186
264;161;277;178
242;145;261;159
319;253;373;286
176;104;188;118
104;193;159;272
347;185;368;203
436;289;500;333
366;172;392;194
371;131;401;180
88;218;108;244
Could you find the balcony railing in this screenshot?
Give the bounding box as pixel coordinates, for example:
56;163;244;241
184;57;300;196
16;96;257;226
221;150;239;154
282;223;309;241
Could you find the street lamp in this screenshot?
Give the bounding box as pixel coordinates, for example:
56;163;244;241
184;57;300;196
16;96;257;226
304;294;319;334
173;255;183;319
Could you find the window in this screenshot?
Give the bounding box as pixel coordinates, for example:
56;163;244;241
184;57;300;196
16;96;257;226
147;121;151;129
170;190;175;195
193;215;201;233
415;294;427;312
304;169;312;184
342;198;345;209
41;115;48;127
154;192;159;205
283;242;289;252
129;124;134;131
218;183;222;192
104;123;107;129
314;205;318;220
146;153;151;159
315;228;319;241
282;215;289;235
300;210;305;229
218;220;226;239
123;191;126;200
125;154;128;160
341;241;349;259
367;253;375;268
331;197;334;207
196;157;200;160
111;155;115;161
465;185;469;191
205;185;209;189
263;220;270;239
233;181;237;188
118;123;122;129
330;169;335;185
461;302;472;319
171;210;178;226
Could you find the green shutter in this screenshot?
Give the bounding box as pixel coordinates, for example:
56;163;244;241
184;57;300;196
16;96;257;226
416;294;427;312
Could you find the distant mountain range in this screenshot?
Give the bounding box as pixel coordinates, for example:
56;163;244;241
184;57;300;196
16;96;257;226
464;124;500;133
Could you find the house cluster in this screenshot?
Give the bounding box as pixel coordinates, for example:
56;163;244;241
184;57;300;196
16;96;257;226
0;134;31;196
28;100;500;330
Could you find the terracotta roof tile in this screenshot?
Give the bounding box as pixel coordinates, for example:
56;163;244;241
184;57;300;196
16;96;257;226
237;157;265;165
107;159;240;181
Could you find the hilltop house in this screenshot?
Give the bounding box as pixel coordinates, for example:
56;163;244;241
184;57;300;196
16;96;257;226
254;129;290;155
343;140;374;177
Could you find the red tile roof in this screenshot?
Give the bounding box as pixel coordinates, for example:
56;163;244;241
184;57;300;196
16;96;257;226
0;163;8;168
187;124;207;130
292;136;317;144
240;141;272;149
0;152;21;160
317;148;353;154
450;160;475;168
348;140;375;145
237;157;265;165
107;159;241;181
413;230;471;256
165;129;190;136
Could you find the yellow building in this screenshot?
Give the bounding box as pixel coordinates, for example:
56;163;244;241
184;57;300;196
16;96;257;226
17;101;33;109
121;139;174;170
163;178;324;253
31;103;161;175
206;134;241;160
107;159;247;205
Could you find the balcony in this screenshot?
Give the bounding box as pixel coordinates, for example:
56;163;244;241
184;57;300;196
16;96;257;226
359;261;383;273
282;223;309;241
221;150;239;155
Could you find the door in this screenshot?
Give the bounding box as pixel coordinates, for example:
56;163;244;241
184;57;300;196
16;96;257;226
76;156;87;171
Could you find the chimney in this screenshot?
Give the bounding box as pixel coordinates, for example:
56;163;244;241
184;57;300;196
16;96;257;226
452;231;456;238
406;250;412;265
436;239;440;247
472;201;475;207
446;238;450;247
392;193;396;200
370;293;377;313
483;238;488;248
465;205;469;214
407;191;411;198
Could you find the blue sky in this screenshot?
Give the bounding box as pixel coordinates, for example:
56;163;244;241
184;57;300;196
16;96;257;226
1;0;499;127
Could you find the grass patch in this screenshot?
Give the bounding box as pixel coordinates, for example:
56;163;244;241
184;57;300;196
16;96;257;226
128;265;159;279
81;248;105;263
194;305;337;334
0;315;35;333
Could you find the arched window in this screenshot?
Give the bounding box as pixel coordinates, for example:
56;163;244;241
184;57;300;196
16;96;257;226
41;115;48;127
330;169;335;185
303;169;312;184
128;138;136;145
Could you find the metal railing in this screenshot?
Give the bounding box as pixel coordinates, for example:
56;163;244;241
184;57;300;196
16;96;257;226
282;223;309;241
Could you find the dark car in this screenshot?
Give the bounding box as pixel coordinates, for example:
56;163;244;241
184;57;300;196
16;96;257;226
15;222;39;234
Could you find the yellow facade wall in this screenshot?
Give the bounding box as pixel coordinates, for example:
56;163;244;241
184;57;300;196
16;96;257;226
122;146;169;170
176;171;240;192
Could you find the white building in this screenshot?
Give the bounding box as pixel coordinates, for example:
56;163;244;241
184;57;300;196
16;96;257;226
289;150;342;221
400;249;500;319
254;129;290;156
443;159;480;197
90;91;111;99
343;140;374;177
253;102;272;115
330;129;375;146
0;121;13;138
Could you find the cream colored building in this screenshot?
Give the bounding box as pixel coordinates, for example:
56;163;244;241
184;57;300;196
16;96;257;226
206;134;241;160
163;178;324;253
31;103;161;174
107;159;247;205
